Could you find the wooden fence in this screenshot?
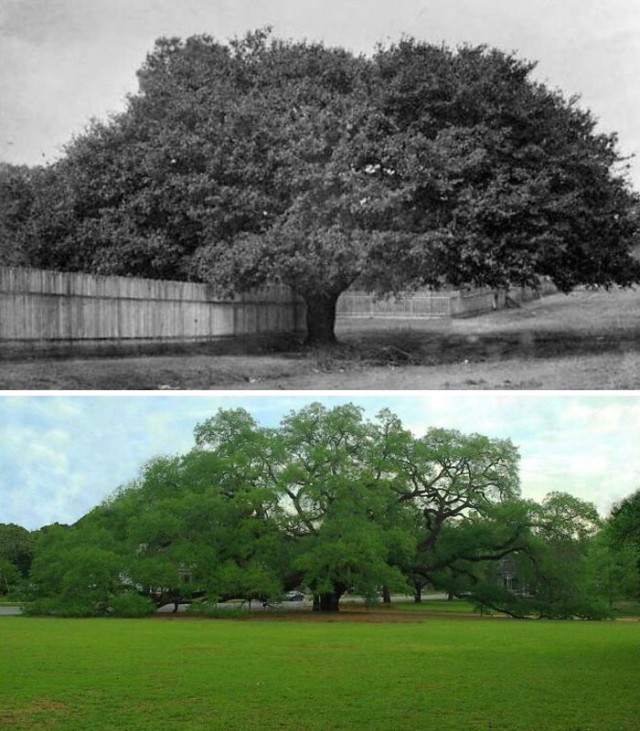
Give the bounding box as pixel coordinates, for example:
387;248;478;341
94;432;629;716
337;290;454;319
0;267;305;353
0;266;558;358
337;280;557;320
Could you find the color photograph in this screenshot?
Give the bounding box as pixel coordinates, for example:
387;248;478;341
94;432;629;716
1;392;640;729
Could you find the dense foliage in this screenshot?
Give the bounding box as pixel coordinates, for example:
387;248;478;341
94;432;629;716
608;488;640;591
18;404;639;617
0;523;35;595
1;30;638;342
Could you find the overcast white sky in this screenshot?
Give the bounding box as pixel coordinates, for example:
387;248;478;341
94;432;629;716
1;392;638;530
1;0;639;190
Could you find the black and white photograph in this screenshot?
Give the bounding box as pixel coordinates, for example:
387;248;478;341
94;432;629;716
0;0;638;388
1;2;639;730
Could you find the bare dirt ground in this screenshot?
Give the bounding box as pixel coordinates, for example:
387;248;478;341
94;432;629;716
153;606;501;623
1;287;639;390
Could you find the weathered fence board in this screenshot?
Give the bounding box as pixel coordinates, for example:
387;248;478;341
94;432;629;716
0;267;305;345
0;267;557;359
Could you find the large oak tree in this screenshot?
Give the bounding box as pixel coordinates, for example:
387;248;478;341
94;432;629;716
24;403;616;617
6;30;638;343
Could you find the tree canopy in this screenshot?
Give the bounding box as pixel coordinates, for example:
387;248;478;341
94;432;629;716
2;30;638;343
21;404;637;618
608;488;640;593
609;489;640;549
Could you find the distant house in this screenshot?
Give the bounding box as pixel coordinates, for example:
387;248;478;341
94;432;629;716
496;557;532;597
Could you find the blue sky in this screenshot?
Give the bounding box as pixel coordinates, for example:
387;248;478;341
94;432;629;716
1;0;639;190
1;392;638;530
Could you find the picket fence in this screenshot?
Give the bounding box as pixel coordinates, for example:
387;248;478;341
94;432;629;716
0;267;305;349
337;280;556;320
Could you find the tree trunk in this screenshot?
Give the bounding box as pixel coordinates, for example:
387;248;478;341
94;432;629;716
381;586;391;604
414;584;422;603
313;591;342;612
304;293;339;345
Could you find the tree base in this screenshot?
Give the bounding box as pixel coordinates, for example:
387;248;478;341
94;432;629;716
304;294;339;346
312;592;342;612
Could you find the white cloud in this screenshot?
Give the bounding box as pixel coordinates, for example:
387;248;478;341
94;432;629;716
1;393;639;528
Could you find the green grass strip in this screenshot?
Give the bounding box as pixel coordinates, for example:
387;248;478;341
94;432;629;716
2;616;639;730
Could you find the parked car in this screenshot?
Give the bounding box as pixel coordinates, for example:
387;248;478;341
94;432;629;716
283;591;305;601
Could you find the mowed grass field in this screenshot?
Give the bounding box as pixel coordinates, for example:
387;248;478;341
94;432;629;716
2;615;639;731
1;286;639;389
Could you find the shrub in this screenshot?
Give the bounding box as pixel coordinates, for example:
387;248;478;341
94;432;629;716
21;597;101;617
109;592;156;618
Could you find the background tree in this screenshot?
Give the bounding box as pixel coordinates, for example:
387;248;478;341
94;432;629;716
521;493;606;618
609;489;640;550
7;30;638;343
608;488;640;595
26;521;125;616
457;492;612;619
0;556;21;596
586;528;639;610
0;523;36;582
0;164;35;266
0;163;80;271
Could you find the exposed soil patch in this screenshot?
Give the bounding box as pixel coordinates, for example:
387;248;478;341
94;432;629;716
152;606;507;623
252;608;509;622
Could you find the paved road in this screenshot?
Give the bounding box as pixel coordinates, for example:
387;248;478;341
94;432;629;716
0;594;451;616
157;593;449;614
0;605;22;615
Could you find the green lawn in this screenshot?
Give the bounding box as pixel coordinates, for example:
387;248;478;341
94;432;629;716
2;616;639;730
